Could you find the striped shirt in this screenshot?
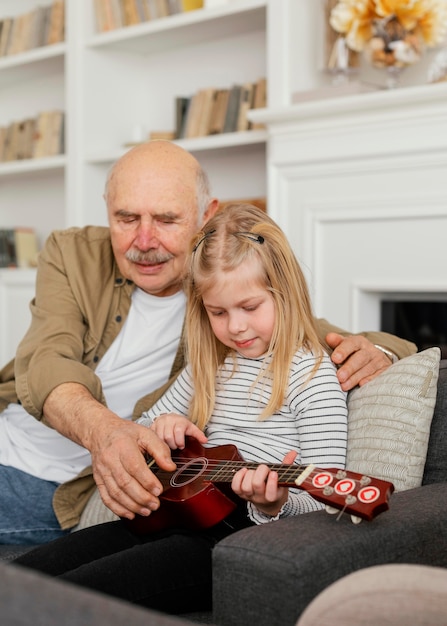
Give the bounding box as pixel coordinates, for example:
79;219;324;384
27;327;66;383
139;349;348;524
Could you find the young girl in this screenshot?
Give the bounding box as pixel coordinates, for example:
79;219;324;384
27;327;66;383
14;204;348;614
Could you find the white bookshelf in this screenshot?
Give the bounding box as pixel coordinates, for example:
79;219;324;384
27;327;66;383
0;0;276;360
0;0;271;239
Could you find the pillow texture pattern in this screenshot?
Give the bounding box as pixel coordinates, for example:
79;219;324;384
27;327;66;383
73;488;119;532
346;347;440;492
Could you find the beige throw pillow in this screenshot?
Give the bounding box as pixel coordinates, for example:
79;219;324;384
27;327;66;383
346;347;440;492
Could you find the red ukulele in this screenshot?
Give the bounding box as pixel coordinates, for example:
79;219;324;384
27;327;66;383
123;437;394;535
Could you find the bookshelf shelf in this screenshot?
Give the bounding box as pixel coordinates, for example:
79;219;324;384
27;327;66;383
87;0;266;55
0;154;66;178
0;43;65;88
86;129;268;163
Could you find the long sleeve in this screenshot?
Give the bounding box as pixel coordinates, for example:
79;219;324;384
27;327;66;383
247;353;348;523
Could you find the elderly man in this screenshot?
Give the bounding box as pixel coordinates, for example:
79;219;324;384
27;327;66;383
0;141;416;545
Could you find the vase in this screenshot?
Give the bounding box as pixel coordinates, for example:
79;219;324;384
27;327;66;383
364;15;423;88
323;0;360;84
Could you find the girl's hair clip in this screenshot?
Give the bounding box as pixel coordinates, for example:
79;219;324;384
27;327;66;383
235;232;264;244
192;229;216;253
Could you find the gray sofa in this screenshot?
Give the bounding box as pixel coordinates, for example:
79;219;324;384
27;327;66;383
1;359;446;626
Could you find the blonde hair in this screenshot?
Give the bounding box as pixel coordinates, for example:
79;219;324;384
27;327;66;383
185;203;323;430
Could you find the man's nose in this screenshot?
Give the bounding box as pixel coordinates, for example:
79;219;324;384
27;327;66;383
134;223;158;249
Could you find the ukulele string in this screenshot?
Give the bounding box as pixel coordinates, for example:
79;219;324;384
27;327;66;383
157;456;306;482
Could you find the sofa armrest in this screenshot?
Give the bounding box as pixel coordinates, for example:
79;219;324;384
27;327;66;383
212;482;447;626
1;561;201;626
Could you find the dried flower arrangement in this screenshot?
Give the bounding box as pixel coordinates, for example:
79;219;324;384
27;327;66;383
329;0;447;69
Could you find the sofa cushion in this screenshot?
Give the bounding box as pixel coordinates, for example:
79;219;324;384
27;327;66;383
296;563;447;626
213;482;447;626
423;358;447;484
72;488;119;532
346;347;440;492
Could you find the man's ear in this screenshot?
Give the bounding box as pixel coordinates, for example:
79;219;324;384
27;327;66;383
202;198;219;225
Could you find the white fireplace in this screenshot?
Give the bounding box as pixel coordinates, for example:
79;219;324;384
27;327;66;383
250;82;447;341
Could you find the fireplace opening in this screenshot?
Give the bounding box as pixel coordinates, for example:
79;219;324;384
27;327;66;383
381;300;447;359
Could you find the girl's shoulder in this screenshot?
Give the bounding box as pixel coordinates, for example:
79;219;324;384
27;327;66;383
290;348;336;376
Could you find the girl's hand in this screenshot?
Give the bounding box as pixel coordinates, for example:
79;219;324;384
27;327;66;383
149;413;207;450
231;450;297;517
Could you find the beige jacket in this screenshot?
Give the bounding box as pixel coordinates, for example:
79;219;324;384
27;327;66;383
0;226;417;529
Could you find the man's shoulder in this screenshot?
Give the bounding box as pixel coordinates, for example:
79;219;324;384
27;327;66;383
47;226;113;259
51;225;111;245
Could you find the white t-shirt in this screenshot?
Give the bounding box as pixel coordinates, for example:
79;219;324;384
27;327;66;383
0;288;185;483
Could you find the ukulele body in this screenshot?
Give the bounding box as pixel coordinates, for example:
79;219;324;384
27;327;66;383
124;439;243;535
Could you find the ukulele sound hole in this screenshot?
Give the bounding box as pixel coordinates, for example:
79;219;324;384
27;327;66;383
170;456;208;488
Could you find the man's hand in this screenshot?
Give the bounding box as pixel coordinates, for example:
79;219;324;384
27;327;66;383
90;419;177;520
43;382;177;520
326;332;394;391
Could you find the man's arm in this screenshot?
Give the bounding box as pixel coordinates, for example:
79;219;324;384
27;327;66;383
316;318;418;391
43;382;177;519
15;230;107;420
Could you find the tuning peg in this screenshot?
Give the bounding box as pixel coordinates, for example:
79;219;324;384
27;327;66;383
325;505;339;515
350;515;362;525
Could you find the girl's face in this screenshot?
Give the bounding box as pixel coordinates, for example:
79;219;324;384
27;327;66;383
202;256;276;359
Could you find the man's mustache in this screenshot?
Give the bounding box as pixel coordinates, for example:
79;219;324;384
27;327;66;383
125;249;174;264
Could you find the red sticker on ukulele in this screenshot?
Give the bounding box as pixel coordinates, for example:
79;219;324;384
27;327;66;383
358;486;380;503
334;479;355;495
312;472;334;488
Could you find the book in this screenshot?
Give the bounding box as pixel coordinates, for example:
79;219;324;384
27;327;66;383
46;0;65;45
9;12;30;55
167;0;182;14
0;230;17;268
93;0;107;31
208;88;230;135
196;88;217;137
174;96;190;139
183;90;205;138
145;0;160;18
250;77;267;129
0;126;7;161
155;0;170;17
0;228;39;268
101;0;120;31
3;121;21;162
6;15;23;56
21;10;35;53
134;0;149;22
14;228;39;268
20;118;37;160
139;0;153;19
222;84;242;133
121;0;141;26
32;112;50;159
47;111;65;156
32;111;64;159
0;18;13;57
236;82;255;132
29;6;50;49
181;0;204;10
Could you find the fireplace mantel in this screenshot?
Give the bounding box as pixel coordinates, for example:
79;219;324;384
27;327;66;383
249;82;447;332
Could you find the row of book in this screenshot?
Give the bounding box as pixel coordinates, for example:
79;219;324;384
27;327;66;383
94;0;203;32
0;1;65;58
0;228;39;269
175;78;267;139
0;111;65;163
